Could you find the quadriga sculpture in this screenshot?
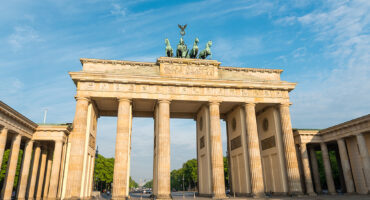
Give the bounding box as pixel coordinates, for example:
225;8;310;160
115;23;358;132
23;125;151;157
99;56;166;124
198;40;212;59
187;37;199;58
165;38;173;57
176;37;188;58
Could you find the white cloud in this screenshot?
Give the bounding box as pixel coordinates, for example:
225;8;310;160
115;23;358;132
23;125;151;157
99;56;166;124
287;0;370;128
8;26;43;51
110;3;126;17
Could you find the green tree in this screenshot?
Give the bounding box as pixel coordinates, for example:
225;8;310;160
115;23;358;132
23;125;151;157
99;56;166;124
182;159;197;189
129;177;139;188
223;157;229;188
93;154;138;191
0;149;23;190
144;180;153;188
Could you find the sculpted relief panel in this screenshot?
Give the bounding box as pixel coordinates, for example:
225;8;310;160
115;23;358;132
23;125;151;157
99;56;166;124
160;63;218;79
79;82;289;99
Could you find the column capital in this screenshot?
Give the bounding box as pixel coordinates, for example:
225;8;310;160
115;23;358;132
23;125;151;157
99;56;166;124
117;98;132;103
54;139;64;144
244;102;256;107
75;96;90;101
356;132;364;138
337;138;345;142
279;102;292;107
300;142;307;147
1;127;8;132
209;100;221;106
158;99;171;104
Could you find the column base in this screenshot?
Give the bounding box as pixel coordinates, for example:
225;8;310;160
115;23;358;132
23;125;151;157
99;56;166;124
154;194;172;200
308;192;317;196
112;195;130;200
198;193;213;197
212;194;227;199
252;192;265;198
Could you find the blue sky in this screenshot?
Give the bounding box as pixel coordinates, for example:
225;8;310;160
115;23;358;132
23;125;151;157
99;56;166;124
1;0;369;184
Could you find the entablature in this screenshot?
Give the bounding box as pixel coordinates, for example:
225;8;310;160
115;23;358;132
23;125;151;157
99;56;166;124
78;57;289;83
0;101;37;138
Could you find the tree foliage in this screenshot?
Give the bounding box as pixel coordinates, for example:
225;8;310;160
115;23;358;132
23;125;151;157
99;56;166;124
169;157;229;191
315;150;340;189
130;176;139;188
93;154;138;191
0;149;23;190
144;179;153;188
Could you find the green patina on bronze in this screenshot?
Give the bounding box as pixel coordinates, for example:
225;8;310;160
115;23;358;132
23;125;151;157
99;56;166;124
198;40;212;59
164;25;212;59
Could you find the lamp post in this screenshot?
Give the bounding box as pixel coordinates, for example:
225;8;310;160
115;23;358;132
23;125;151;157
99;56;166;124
182;174;185;191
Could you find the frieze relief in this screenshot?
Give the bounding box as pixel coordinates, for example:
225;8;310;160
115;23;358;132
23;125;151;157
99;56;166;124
79;82;289;99
160;63;218;79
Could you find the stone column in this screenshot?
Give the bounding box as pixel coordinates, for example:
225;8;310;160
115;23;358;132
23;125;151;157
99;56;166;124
320;142;336;194
356;133;370;192
156;99;171;200
48;140;64;199
309;147;321;193
244;103;264;196
57;142;67;198
337;138;355;193
43;148;53;197
36;147;48;199
17;140;33;200
209;101;226;199
0;128;8;169
1;134;21;200
299;143;315;195
65;96;90;198
28;144;41;199
88;155;95;196
279;103;303;194
112;98;132;200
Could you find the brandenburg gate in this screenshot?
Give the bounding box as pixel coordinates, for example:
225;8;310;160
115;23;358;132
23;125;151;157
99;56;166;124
64;56;302;199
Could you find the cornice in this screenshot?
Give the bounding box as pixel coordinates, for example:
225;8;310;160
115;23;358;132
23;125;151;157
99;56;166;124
36;124;72;134
318;114;370;135
69;72;296;91
80;58;156;67
157;56;221;66
0;101;37;131
220;66;283;74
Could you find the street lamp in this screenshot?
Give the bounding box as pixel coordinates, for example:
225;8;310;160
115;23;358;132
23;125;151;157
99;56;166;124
182;174;185;191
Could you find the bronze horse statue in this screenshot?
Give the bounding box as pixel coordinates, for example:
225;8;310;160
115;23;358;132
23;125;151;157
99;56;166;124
188;37;199;58
198;40;212;59
165;38;173;57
